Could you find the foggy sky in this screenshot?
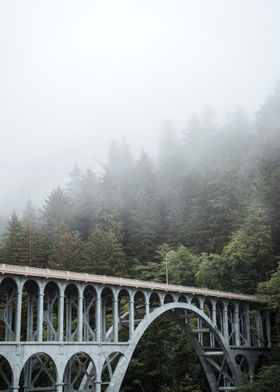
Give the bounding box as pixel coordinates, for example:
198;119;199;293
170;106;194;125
0;0;280;215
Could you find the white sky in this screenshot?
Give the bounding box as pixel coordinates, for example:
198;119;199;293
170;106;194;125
0;0;280;214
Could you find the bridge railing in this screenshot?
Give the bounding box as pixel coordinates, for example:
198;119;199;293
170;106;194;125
0;263;256;301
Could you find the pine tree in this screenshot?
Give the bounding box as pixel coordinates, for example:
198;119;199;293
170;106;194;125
40;187;72;266
1;212;24;265
48;230;84;271
128;151;160;262
82;227;127;276
20;215;43;267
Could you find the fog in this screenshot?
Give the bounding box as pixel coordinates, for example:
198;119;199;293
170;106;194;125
0;0;280;215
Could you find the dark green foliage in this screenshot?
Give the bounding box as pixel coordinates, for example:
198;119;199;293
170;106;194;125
82;227;127;276
48;230;84;271
196;253;230;291
237;365;280;392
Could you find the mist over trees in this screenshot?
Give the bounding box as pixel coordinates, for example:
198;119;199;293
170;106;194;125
1;86;280;391
1;86;280;293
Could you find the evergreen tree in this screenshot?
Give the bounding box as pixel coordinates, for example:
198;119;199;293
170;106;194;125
48;230;84;271
128;151;159;262
40;187;72;265
196;253;230;291
82;227;127;276
1;211;24;265
257;150;280;255
222;193;274;293
20;216;43;267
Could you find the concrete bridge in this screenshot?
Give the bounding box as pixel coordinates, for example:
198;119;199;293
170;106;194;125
0;263;271;392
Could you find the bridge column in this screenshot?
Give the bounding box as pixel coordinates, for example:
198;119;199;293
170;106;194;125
245;304;251;347
222;300;229;344
198;297;205;345
56;367;64;392
209;298;217;347
96;289;102;342
145;300;150;316
145;292;150;316
27;292;34;340
265;311;271;348
37;284;44;342
211;299;217;325
77;285;84;342
101;301;106;340
113;293;119;342
233;302;240;346
15;280;23;342
95;375;102;392
129;293;135;340
56;383;63;392
58;285;65;342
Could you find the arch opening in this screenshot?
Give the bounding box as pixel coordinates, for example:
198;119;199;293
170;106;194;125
149;292;161;311
177;294;187;303
64;284;79;342
117;289;130;342
19;353;57;392
239;304;248;346
227;302;235;346
115;303;238;392
83;286;96;342
43;282;59;341
254;354;269;376
163;293;174;304
121;312;210;392
21;280;39;341
101;287;113;341
0;355;13;391
63;352;96;392
0;278;17;341
134;290;146;324
216;300;224;334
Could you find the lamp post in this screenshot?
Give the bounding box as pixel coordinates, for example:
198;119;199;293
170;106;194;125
165;253;169;285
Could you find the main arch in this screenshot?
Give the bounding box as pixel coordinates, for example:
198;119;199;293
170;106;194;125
108;302;239;392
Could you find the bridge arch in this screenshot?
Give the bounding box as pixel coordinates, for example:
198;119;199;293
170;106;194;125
108;302;239;392
0;277;18;341
43;281;60;341
63;351;96;391
163;293;175;303
133;290;146;323
0;354;13;391
21;279;40;341
19;352;57;392
148;291;161;309
83;285;97;341
254;354;270;375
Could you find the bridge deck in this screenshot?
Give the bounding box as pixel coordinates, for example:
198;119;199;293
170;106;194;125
0;263;256;302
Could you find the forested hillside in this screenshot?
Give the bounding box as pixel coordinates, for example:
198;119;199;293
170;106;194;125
1;86;280;391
